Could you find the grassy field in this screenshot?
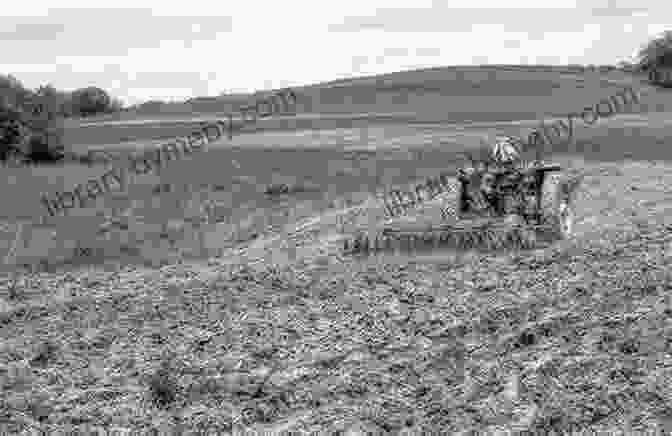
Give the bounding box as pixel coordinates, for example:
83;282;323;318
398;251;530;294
62;66;666;146
1;65;672;435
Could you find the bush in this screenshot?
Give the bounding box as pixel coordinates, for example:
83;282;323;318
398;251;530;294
1;80;66;165
70;86;112;117
636;30;672;71
0;105;26;161
25;133;64;163
1;75;124;164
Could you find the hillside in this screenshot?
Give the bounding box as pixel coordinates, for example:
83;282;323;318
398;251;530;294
62;65;668;148
1;65;672;434
2;155;672;434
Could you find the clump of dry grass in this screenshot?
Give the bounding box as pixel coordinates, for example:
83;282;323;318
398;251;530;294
145;354;181;409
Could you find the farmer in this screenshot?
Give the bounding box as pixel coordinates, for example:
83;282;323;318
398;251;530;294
490;136;522;166
476;136;523;213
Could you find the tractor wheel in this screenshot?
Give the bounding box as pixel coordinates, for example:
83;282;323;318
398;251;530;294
540;172;582;239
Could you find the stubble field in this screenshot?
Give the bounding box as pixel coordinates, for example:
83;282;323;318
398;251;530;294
1;66;672;435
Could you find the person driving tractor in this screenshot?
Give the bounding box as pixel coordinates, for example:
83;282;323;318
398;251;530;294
476;136;523;211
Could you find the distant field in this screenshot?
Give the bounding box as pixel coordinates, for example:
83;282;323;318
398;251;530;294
68;64;642;123
62;66;667;147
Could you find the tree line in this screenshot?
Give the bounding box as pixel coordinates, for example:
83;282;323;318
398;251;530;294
0;73;124;164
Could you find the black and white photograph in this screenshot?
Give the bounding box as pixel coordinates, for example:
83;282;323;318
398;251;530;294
1;1;671;434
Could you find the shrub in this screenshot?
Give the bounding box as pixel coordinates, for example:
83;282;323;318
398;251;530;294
0;104;26;162
146;356;180;408
70;86;112;117
25;133;64;163
636;30;672;71
0;77;66;164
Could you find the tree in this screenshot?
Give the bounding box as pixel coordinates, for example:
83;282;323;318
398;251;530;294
0;75;32;162
1;76;123;164
34;84;72;117
23;88;65;163
107;96;125;113
636;30;672;71
0;74;32;109
0;104;27;162
70;86;111;117
0;75;65;164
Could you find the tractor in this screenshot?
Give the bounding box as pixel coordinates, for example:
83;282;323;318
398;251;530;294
343;137;583;254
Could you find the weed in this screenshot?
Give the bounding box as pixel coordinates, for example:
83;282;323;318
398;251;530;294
146;356;181;409
30;340;59;368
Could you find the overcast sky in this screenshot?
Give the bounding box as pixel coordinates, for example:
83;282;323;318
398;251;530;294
1;0;668;106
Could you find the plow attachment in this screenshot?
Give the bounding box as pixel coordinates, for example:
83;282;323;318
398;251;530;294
341;219;563;256
338;159;583;257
